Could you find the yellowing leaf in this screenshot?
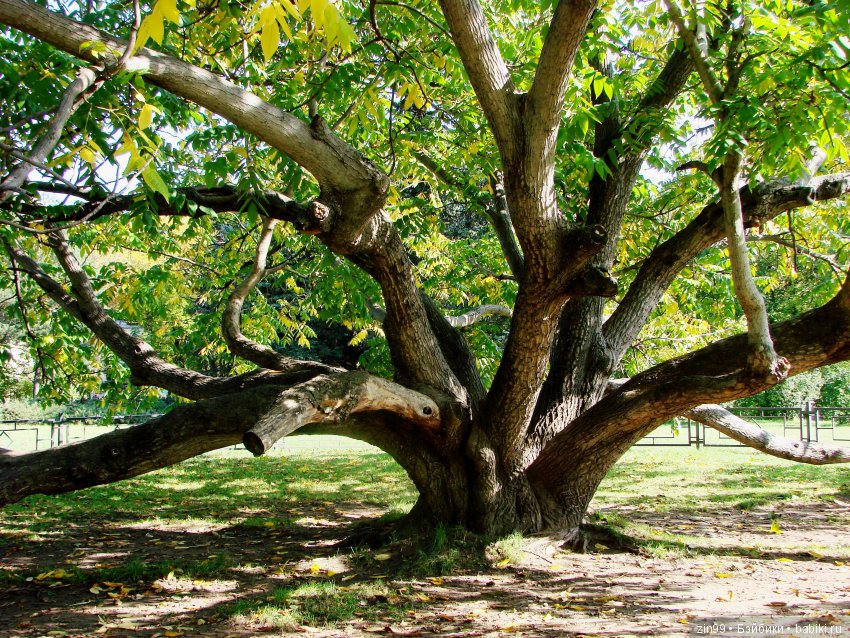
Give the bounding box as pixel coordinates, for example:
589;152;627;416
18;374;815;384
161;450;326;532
776;557;794;563
309;563;322;573
138;103;157;130
374;553;392;561
714;572;732;578
137;13;164;47
272;5;294;39
770;519;782;534
280;0;301;20
429;577;444;585
260;17;280;62
79;147;98;167
159;0;180;24
36;569;71;580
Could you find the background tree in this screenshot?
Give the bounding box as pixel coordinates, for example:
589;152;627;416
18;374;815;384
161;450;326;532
0;0;849;540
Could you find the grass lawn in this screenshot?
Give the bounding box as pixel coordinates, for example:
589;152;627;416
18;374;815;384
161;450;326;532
1;440;849;637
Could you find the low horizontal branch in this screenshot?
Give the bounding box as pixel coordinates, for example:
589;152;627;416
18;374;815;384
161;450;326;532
0;372;442;506
242;371;441;456
0;385;282;506
686;404;850;464
10;185;310;226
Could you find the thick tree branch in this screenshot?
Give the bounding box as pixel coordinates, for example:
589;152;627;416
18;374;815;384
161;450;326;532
436;0;519;151
0;373;441;506
665;1;782;378
444;304;512;328
686;404;850;465
529;276;850;495
9;184;311;226
525;0;597;154
348;224;468;401
538;47;697;425
603;171;850;365
243;371;441;455
719;154;789;380
0;387;279;506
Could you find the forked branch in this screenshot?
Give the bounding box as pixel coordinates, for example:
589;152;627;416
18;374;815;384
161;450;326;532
604;171;850;365
221;217;339;375
3;237;326;399
436;0;518;150
665;0;785;381
529;274;850;494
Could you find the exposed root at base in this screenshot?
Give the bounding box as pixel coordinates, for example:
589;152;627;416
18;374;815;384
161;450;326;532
561;522;640;554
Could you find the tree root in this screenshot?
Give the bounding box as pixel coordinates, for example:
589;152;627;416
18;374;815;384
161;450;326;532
561;521;639;554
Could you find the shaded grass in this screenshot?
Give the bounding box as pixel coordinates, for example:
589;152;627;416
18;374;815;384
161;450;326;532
0;553;235;586
0;448;417;539
2;442;848;587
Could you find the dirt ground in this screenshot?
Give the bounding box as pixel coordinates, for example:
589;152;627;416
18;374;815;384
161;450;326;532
1;497;849;638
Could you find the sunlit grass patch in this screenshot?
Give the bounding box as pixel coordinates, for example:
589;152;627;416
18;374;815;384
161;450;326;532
487;531;525;566
595;447;849;514
227;580;413;628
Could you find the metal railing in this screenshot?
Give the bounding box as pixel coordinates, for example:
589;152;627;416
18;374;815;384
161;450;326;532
636;401;850;448
0;413;156;451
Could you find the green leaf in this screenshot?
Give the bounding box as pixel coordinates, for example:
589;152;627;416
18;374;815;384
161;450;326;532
142;165;170;201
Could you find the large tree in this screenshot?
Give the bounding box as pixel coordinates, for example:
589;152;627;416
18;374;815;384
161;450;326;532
1;0;849;539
